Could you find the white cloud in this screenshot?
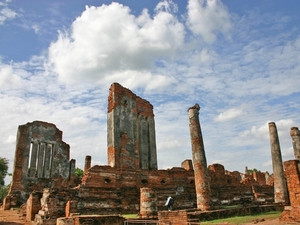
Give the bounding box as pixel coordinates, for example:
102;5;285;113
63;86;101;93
47;2;185;87
186;0;232;43
4;135;15;144
70;117;90;126
240;119;294;140
0;65;23;89
215;107;243;122
0;7;17;25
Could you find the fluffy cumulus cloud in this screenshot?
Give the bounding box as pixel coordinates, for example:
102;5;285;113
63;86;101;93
47;1;185;88
239;119;295;140
186;0;231;43
47;0;234;91
215;107;244;122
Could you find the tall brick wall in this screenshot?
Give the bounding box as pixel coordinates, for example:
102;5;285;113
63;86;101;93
107;83;157;170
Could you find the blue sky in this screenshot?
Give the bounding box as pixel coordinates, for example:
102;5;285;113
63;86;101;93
1;0;299;184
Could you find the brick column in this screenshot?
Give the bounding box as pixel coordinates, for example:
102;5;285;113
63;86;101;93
158;210;189;225
188;103;211;210
84;155;91;173
268;122;288;203
290;127;300;160
140;187;157;218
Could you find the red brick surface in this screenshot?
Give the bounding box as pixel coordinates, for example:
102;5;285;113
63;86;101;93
280;160;300;223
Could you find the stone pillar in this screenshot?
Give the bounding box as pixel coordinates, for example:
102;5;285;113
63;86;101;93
37;142;45;178
84;156;91;173
268;122;289;203
181;159;193;171
44;143;52;178
188;103;211;210
140;187;157;218
290;127;300;160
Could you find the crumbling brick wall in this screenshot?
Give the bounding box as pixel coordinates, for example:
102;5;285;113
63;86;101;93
107;83;157;170
280;159;300;223
3;121;76;209
79;165;196;215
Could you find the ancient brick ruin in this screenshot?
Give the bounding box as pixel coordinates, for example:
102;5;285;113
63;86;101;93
268;122;289;204
107;83;158;170
3;121;76;210
279;126;300;223
2;83;300;225
188;104;211;210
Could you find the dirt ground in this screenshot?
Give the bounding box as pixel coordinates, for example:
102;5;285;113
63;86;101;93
0;209;299;225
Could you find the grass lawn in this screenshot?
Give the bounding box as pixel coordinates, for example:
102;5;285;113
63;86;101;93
200;211;281;224
123;214;139;219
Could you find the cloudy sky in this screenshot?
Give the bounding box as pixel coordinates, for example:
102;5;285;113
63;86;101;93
1;0;299;184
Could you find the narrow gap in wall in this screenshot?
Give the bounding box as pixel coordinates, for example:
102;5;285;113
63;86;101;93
28;142;33;175
35;143;40;177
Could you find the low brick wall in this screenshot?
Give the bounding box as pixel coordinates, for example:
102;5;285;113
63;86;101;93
57;215;125;225
158;204;284;224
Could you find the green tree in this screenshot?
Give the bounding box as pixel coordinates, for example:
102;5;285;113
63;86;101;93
74;167;84;178
0;184;10;200
247;168;261;174
0;157;9;186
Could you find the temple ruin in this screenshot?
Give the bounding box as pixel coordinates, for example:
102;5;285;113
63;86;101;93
2;83;300;224
3;121;76;210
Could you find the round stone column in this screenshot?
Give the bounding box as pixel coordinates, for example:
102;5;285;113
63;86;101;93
268;122;289;203
140;187;157;218
84;155;91;173
188;103;211;210
290;127;300;160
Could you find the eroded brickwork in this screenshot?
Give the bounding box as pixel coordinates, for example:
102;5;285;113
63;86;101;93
3;121;76;209
290;127;300;160
188;104;211;210
107;83;157;170
268;122;289;204
280;160;300;223
140;187;158;218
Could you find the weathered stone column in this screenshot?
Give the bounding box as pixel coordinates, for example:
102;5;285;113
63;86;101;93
84;155;91;173
268;122;289;203
140;187;157;218
188;103;211;210
290;127;300;160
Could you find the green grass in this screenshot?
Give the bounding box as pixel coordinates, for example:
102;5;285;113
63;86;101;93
222;205;243;209
122;214;139;219
200;211;281;224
